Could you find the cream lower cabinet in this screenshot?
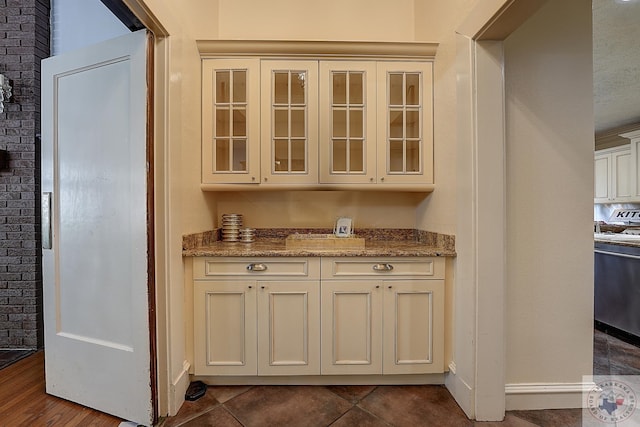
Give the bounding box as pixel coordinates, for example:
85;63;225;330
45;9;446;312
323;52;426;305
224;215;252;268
193;257;320;376
193;256;445;377
321;258;444;375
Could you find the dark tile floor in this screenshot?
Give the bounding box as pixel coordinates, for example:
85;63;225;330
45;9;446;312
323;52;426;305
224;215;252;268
1;328;636;426
158;329;639;427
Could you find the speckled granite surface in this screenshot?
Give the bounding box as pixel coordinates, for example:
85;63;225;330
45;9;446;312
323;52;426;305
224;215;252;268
183;228;456;257
594;237;640;248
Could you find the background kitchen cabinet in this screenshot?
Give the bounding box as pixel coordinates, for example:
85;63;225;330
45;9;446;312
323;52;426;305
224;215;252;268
594;145;632;203
623;130;640;201
202;59;261;184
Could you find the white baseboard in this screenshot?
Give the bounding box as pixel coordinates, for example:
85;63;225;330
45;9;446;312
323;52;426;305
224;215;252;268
169;360;191;416
445;364;475;419
505;382;596;410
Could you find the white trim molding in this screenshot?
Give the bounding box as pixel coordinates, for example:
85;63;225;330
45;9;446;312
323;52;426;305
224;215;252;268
505;382;597;410
169;360;191;416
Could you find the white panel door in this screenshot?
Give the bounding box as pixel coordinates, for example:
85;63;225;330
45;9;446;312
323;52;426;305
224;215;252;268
41;30;153;425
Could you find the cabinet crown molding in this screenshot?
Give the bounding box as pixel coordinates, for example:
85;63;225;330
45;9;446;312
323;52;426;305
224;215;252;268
197;40;438;60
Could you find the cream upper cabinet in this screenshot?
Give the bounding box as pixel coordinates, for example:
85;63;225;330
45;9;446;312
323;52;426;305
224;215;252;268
261;61;318;184
377;62;433;185
594;145;632;203
319;61;377;184
200;44;436;190
202;59;261;184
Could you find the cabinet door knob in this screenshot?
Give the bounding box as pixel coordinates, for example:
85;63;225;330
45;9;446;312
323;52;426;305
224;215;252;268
372;263;394;272
248;285;253;289
261;285;266;289
375;285;380;289
247;263;268;272
388;285;393;289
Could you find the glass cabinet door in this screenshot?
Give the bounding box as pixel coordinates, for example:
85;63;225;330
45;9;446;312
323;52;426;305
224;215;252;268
377;62;433;184
319;62;377;184
202;59;260;184
261;61;318;184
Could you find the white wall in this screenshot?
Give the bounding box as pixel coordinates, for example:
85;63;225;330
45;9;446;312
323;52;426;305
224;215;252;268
503;0;594;409
51;0;129;55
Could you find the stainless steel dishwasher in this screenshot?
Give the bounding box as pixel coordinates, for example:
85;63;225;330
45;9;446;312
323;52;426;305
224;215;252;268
594;242;640;339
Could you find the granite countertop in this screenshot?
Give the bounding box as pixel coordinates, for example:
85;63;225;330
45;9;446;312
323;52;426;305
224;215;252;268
183;228;456;258
594;236;640;248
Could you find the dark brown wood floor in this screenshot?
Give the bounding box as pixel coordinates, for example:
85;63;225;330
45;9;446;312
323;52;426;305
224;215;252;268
0;350;122;426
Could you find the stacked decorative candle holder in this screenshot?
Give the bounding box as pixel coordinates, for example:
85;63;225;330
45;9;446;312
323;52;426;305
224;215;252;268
239;228;255;243
221;213;243;242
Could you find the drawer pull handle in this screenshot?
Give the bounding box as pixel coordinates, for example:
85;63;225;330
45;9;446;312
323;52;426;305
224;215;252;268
373;263;394;272
247;263;268;272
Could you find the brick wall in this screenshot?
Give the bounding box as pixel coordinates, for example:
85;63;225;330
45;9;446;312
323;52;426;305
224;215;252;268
0;0;50;349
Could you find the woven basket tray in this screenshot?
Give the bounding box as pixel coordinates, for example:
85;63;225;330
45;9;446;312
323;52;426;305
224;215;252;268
285;234;365;249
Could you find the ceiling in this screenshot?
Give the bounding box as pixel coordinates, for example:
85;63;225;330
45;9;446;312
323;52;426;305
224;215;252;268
593;0;640;137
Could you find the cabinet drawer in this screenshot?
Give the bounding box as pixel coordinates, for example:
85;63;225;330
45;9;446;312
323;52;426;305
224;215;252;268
322;257;444;279
193;257;320;279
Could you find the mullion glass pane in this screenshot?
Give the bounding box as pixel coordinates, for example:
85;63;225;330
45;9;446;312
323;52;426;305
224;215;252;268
291;72;306;105
406;73;420;106
232;139;247;171
333;109;346;138
274;109;288;137
406;140;420;173
274;72;289;104
389;140;404;173
333;72;347;105
389;110;404;138
389;73;403;105
350;109;363;139
291;139;306;172
291;109;305;137
216;71;230;103
274;139;289;172
349;140;364;172
333;140;347;172
406;109;419;139
233;109;246;137
215;139;230;171
233;71;246;103
215;108;230;137
349;72;363;104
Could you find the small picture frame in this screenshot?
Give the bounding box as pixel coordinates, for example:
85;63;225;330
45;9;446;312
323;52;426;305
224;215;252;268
334;217;353;238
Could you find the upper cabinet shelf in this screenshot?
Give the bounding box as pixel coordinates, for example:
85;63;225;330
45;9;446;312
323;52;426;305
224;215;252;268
199;41;438;192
